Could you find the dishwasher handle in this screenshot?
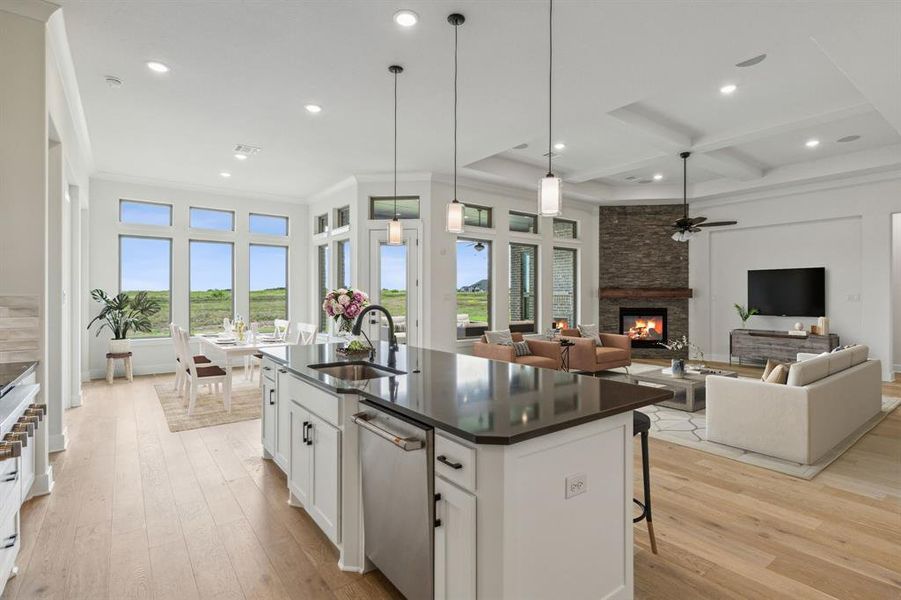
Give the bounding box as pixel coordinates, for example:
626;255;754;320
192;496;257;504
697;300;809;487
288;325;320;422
352;411;424;451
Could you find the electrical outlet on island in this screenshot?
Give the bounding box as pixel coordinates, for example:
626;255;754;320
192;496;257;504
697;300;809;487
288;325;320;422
565;473;587;499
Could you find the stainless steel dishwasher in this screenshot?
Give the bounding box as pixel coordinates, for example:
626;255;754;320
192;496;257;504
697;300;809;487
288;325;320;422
353;402;435;600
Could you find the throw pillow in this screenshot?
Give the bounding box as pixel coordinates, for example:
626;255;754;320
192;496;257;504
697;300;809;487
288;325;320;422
512;340;532;357
761;359;786;382
764;364;789;384
577;324;603;347
485;329;514;346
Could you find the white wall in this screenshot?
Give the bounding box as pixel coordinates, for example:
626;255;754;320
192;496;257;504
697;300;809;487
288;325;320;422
690;175;901;381
893;213;901;373
87;177;309;378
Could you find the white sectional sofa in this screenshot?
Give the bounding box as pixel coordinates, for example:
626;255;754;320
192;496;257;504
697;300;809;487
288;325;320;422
706;345;882;464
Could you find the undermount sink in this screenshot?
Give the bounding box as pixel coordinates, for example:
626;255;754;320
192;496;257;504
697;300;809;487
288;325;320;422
308;361;406;381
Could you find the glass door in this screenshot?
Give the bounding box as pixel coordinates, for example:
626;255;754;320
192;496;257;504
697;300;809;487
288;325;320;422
369;229;419;346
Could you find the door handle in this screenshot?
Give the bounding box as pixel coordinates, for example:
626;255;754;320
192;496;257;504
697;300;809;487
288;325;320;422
434;493;442;527
302;420;309;444
437;455;463;470
268;389;276;405
305;422;313;446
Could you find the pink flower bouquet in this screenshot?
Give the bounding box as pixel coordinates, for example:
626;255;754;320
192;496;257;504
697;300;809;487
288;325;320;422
322;287;371;333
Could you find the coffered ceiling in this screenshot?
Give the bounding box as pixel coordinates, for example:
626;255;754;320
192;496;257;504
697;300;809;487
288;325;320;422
56;0;901;203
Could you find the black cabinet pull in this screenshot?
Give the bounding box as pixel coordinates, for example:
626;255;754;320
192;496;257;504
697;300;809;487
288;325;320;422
2;534;16;549
1;471;18;483
306;422;313;446
434;493;442;527
302;421;309;444
268;389;276;405
263;366;272;371
437;455;463;470
278;368;288;374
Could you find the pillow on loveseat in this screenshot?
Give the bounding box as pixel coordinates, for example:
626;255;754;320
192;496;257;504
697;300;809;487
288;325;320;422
577;324;603;347
485;329;514;346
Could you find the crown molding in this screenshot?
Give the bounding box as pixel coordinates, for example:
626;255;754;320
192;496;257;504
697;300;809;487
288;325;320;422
0;0;58;22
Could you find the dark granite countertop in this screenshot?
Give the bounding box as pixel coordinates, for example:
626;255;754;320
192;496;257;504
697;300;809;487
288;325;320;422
0;362;37;399
261;343;672;445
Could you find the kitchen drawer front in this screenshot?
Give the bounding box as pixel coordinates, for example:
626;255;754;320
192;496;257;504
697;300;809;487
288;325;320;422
435;434;476;492
0;458;19;513
286;376;340;427
261;358;278;385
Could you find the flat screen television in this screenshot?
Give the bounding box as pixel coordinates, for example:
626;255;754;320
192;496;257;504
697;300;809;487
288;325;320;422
747;267;825;317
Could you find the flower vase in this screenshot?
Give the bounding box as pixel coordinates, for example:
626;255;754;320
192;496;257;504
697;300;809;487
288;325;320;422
671;358;685;378
337;317;354;338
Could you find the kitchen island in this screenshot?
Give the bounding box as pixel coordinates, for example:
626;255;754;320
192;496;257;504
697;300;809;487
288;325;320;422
260;342;671;600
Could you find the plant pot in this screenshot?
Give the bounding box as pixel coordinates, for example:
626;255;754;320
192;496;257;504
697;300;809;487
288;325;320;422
670;358;685;378
109;338;131;354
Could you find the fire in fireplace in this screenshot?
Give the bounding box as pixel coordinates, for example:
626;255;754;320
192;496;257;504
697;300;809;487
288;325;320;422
619;307;667;348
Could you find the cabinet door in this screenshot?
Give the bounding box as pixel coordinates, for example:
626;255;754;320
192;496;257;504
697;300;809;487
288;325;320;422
309;414;340;544
262;382;277;456
275;373;292;471
288;403;312;507
434;477;477;600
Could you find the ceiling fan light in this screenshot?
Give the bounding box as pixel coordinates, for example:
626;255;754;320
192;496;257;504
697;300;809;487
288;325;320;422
539;174;562;216
446;200;465;234
387;218;403;245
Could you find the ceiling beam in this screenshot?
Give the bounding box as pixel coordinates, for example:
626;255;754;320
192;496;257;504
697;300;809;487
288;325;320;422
693;151;763;181
566;154;668;183
607;105;693;150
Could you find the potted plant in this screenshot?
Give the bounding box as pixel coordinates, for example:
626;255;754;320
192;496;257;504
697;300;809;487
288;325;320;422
322;287;371;336
87;289;161;354
658;336;703;378
734;304;759;329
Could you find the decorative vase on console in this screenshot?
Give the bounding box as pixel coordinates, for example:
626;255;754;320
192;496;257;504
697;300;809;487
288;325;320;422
734;304;759;329
671;358;685;378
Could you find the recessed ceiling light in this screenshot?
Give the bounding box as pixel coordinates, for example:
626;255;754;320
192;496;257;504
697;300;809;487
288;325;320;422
393;9;419;27
653;173;663;181
720;84;737;95
304;104;322;114
219;171;231;178
805;139;820;148
837;135;861;143
234;154;248;161
146;61;170;73
554;142;566;151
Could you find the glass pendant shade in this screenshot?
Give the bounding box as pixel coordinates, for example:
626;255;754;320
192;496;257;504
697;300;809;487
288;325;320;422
538;175;563;216
671;230;694;242
387;218;403;245
446;200;465;233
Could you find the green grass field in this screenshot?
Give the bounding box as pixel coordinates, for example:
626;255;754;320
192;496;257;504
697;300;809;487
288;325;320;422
379;290;488;323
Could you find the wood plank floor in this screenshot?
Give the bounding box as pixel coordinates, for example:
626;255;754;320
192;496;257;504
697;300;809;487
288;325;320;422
3;366;899;599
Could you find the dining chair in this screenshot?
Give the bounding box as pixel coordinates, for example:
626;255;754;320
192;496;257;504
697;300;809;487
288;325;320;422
292;322;318;345
274;319;290;341
170;322;211;391
177;327;231;415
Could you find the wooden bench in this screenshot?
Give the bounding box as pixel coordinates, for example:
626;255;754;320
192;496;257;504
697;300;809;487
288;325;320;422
106;352;133;384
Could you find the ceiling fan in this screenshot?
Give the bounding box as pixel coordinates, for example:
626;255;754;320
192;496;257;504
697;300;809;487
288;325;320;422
461;240;486;252
671;151;737;242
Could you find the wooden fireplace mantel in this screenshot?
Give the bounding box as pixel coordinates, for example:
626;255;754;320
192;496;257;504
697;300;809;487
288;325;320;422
599;287;693;300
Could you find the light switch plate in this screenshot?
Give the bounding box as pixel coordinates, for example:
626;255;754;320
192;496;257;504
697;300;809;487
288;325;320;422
565;473;587;499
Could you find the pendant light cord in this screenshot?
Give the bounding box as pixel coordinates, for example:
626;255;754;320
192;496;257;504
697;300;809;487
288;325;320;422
547;0;553;176
393;68;398;219
453;20;459;201
683;153;688;219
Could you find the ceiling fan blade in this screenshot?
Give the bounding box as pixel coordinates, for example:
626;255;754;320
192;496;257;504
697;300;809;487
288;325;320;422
697;220;738;228
688;216;707;225
690;227;703;233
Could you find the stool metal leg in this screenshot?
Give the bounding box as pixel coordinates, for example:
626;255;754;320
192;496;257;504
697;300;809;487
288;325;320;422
640;431;657;554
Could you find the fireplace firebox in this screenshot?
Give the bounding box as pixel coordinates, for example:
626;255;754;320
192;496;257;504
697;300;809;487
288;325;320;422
619;307;667;348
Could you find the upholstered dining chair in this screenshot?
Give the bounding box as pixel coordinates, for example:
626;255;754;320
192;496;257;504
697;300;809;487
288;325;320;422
170;322;212;391
176;327;231;415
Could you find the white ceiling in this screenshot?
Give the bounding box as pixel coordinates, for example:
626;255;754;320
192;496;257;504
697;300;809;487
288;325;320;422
57;0;901;203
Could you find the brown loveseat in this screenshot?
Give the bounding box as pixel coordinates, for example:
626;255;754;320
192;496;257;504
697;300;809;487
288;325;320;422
473;333;562;370
559;328;632;374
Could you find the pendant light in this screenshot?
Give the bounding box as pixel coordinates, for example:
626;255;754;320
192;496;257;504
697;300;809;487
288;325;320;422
538;0;562;216
445;13;466;234
387;64;404;245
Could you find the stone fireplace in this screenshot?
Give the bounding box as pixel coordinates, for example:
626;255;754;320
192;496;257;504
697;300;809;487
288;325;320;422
619;307;667;348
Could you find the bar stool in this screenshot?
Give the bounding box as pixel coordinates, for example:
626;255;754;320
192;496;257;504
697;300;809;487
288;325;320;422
633;411;658;554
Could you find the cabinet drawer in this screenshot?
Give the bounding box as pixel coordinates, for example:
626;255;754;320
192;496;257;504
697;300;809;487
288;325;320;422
0;457;20;513
287;376;340;427
435;434;476;492
261;358;278;384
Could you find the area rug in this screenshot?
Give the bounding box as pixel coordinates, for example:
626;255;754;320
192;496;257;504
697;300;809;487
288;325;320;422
603;364;900;480
153;377;261;433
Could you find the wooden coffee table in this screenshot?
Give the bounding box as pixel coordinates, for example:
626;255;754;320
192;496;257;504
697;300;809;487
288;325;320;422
628;367;738;412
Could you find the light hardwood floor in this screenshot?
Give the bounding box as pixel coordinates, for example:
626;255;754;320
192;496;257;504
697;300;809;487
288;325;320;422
2;367;899;600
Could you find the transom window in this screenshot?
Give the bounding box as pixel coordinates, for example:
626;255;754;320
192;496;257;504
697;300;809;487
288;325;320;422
370;196;420;220
336;206;351;228
120;200;171;226
509;211;539;234
553;218;577;239
464;204;493;228
190;207;234;231
315;214;329;235
250;213;288;236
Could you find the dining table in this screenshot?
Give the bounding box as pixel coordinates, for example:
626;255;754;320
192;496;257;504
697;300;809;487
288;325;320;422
197;333;293;386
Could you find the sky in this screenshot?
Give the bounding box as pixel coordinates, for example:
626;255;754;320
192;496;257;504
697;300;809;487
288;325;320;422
380;244;407;290
457;241;489;289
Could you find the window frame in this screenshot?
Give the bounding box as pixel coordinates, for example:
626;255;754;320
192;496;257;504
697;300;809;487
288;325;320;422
463;204;493;229
335;205;351;229
553;218;578;240
509;242;539;334
189;206;236;232
336;239;351;289
509;210;540;235
188;239;236;335
317;244;330;333
315;213;329;235
119;199;173;227
248;243;290;331
249;212;289;237
552;246;578;328
455;238;492;340
118;234;173;339
369;196;421;220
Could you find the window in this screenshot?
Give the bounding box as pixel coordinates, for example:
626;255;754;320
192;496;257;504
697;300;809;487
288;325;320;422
370;196;420;220
119;200;171;226
317;245;329;332
509;211;539;234
464;204;493;228
250;213;288;236
509;243;538;333
553;218;577;239
249;245;288;333
315;214;329;235
190;207;234;231
337;240;351;288
336;206;351;228
456;239;491;339
189;241;234;334
119;236;171;337
553;247;577;327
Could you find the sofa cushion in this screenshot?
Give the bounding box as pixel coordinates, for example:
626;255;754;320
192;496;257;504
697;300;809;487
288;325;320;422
512;340;532;357
787;354;830;386
485;329;513;345
763;364;789;384
577;324;603;346
595;347;628;363
515;355;558;369
827;348;853;374
849;344;869;366
761;359;788;382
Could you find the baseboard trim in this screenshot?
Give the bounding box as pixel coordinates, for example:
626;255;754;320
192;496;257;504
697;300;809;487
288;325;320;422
49;430;68;453
89;362;175;381
29;466;54;498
